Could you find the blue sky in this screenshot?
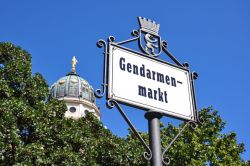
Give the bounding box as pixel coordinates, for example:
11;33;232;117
1;0;249;160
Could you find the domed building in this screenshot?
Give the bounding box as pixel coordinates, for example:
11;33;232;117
50;56;100;120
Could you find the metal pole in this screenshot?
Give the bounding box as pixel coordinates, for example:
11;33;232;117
145;111;163;166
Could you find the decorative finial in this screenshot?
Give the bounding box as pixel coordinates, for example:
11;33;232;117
71;56;78;73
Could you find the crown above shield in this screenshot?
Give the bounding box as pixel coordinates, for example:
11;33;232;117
138;17;160;35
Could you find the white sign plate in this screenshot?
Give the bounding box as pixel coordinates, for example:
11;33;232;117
108;44;196;121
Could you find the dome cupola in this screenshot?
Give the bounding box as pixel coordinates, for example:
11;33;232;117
50;74;95;103
50;56;100;120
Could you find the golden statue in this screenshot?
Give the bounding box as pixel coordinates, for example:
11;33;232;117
71;56;78;73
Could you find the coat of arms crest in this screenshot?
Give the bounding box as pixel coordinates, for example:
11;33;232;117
138;17;161;57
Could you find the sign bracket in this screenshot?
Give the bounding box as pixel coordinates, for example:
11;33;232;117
107;99;153;161
95;39;108;98
162;120;198;165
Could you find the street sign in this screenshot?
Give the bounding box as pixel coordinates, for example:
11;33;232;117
108;44;196;121
95;17;201;165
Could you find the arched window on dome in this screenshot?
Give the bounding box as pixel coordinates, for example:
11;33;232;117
81;87;90;100
56;83;66;97
68;78;79;97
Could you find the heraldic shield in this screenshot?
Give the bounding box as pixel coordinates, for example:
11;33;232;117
138;17;162;57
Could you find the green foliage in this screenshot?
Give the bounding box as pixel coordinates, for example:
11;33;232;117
0;42;128;165
125;107;249;166
0;42;249;165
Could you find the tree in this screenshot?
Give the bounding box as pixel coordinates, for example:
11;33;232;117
0;42;128;165
125;107;250;166
0;42;249;165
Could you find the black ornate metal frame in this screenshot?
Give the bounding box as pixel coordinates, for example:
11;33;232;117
95;25;204;165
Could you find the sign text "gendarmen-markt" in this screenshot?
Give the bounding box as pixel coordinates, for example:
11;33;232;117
108;44;195;121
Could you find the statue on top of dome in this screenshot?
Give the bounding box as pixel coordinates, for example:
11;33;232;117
71;56;78;73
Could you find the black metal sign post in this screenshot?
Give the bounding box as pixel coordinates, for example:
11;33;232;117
95;17;203;165
145;111;163;166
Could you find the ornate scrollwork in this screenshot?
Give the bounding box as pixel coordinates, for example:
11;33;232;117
131;29;139;37
162;40;168;48
189;121;198;130
183;62;190;69
108;36;115;42
106;99;115;109
162;156;171;165
143;151;152;161
95;88;104;98
94;39;108;98
96;39;106;48
192;72;198;80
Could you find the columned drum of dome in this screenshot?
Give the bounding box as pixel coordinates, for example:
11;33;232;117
50;56;100;120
